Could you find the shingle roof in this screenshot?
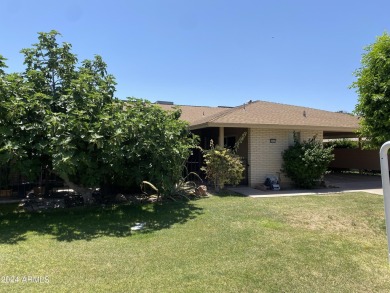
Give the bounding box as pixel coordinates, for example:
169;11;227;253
156;104;229;124
156;100;360;132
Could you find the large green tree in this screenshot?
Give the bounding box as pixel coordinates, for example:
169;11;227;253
353;32;390;148
0;31;196;202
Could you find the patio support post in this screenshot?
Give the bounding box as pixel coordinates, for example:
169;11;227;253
218;127;224;147
379;141;390;263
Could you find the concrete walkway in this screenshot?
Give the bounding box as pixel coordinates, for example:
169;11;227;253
228;173;383;198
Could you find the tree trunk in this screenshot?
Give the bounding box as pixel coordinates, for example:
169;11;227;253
61;174;95;204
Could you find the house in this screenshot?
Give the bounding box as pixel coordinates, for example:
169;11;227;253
157;100;359;188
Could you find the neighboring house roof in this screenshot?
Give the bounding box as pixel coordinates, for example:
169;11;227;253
157;100;360;132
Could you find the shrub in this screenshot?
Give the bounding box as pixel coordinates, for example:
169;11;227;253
323;139;359;149
201;139;245;192
282;135;334;188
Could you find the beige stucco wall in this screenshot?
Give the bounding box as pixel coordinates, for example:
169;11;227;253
247;128;323;188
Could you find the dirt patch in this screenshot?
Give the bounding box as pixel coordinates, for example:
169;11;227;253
282;205;382;236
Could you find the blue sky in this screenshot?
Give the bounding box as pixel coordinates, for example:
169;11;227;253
1;0;389;112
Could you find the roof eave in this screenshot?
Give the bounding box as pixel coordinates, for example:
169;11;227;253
189;122;358;133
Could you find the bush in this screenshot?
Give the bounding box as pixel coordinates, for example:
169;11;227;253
323;139;359;149
201;140;245;191
282;135;334;188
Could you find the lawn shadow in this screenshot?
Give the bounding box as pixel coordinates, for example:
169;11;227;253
0;201;203;244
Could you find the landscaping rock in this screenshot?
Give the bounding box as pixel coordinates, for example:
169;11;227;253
195;185;208;196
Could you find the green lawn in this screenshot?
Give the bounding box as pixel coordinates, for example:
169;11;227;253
1;192;390;292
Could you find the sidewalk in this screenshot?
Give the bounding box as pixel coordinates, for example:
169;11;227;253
228;173;383;198
227;186;383;198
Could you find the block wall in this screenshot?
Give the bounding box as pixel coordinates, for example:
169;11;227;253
247;128;323;187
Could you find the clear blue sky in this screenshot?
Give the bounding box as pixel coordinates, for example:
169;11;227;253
1;0;389;112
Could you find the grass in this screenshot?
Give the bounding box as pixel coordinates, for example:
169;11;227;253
1;192;390;292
